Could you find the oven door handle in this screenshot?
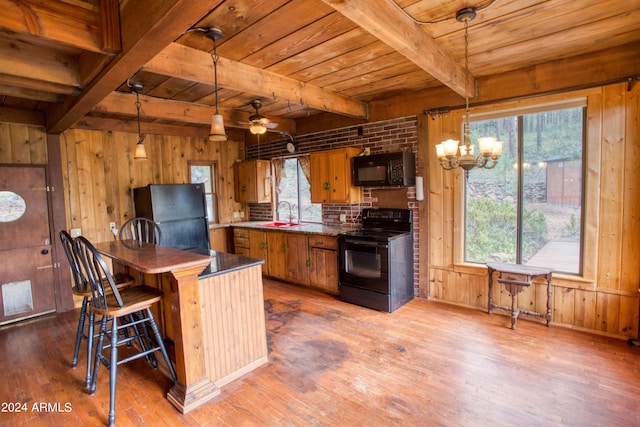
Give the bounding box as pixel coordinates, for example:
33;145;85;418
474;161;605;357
343;239;388;248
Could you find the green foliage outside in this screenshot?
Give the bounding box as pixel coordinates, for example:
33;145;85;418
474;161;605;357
466;198;547;263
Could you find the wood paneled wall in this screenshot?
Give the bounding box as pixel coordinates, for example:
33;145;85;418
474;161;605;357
0;122;47;164
59;129;244;243
424;82;640;339
2;81;638;339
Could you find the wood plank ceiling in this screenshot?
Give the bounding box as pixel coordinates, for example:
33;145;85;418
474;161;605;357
0;0;639;137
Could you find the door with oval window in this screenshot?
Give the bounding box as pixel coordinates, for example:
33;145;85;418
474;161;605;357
0;165;55;325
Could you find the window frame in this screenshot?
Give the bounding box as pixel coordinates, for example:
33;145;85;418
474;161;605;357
274;156;322;224
188;160;219;224
451;94;596;281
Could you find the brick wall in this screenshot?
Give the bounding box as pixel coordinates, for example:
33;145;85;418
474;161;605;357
246;116;421;293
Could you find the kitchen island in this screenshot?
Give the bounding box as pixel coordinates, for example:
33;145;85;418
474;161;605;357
93;241;267;413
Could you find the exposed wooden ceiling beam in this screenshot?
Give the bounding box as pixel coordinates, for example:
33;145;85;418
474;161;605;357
0;84;62;103
0;37;80;89
145;43;369;119
73;116;208;138
93;92;296;134
0;106;45;126
45;0;224;134
0;0;105;53
321;0;471;98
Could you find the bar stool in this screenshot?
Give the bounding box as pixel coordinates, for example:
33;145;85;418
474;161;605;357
118;217;161;243
74;236;177;427
118;217;161;285
59;230;134;388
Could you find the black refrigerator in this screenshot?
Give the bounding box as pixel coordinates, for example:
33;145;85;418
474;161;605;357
133;184;210;252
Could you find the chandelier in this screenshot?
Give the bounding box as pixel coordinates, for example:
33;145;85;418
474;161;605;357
435;7;502;173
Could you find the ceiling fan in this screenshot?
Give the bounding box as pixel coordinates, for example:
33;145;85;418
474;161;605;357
248;99;277;134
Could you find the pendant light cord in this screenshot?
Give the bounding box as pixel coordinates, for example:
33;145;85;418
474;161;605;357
211;39;220;114
135;91;142;142
463;17;471;147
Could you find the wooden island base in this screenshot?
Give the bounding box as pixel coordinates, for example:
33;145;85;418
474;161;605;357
160;258;269;413
94;241;268;414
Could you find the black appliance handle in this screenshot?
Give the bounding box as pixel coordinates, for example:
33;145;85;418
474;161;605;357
343;238;388;248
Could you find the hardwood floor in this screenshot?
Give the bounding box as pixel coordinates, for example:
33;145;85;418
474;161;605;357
1;278;639;426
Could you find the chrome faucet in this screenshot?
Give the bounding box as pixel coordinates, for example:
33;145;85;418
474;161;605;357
278;200;294;224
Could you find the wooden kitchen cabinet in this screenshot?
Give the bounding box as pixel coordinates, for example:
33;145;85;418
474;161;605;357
233;228;268;274
234;227;338;294
266;231;287;279
285;233;310;285
234;160;272;203
310;147;362;204
308;236;339;294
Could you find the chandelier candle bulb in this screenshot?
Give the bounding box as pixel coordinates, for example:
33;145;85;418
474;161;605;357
443;139;460;156
478;137;497;155
492;140;504;157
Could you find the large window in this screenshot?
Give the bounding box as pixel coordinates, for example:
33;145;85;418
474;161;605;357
276;157;322;223
465;103;585;274
189;161;217;223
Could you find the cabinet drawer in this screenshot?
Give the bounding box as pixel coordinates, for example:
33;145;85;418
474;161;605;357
234;228;249;238
308;236;338;250
235;247;251;257
496;272;532;285
234;236;250;248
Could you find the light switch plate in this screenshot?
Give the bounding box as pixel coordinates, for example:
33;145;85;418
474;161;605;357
339;214;346;223
70;228;82;237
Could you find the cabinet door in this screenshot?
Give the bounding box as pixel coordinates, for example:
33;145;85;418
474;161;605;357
255;160;271;203
266;232;287;279
234;160;271;203
309;247;338;294
249;230;268;274
310;152;329;203
233;161;251;202
328;149;349;202
285;234;309;285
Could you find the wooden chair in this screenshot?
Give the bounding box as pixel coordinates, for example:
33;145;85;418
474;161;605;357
118;217;162;285
118;217;161;244
74;236;176;427
59;230;134;388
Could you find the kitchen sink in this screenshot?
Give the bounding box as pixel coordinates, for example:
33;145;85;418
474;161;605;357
260;221;301;227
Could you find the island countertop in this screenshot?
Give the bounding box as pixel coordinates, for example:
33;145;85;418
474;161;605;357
197;249;264;279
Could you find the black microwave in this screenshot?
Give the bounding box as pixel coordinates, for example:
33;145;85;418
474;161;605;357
352;151;416;187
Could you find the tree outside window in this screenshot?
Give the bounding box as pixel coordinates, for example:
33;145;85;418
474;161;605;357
276;157;321;223
465;104;584;274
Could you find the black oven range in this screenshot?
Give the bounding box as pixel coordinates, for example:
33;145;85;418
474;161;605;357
338;208;414;312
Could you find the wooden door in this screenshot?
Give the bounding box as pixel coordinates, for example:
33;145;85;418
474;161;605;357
0;166;56;324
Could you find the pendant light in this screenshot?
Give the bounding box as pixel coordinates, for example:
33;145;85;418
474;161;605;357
129;82;148;160
204;28;227;141
435;7;502;174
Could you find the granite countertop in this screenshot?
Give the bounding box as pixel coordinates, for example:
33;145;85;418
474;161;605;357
198;250;264;279
227;221;361;236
